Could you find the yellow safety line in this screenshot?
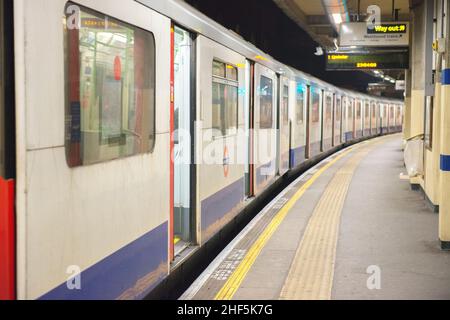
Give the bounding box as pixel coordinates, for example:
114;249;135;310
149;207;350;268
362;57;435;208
214;142;368;300
280;139;383;300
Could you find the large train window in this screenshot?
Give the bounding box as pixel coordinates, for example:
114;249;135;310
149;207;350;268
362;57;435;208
310;89;320;123
296;84;304;125
260;76;273;129
212;60;238;137
282;85;289;126
64;3;156;167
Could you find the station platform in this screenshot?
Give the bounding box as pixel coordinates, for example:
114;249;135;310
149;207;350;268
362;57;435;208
181;134;450;300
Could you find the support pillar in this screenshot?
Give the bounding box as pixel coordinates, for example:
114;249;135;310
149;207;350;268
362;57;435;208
439;69;450;250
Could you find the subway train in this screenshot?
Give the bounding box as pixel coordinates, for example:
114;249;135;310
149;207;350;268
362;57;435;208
0;0;404;300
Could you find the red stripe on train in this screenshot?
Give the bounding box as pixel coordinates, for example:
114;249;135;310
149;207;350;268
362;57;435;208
0;177;15;300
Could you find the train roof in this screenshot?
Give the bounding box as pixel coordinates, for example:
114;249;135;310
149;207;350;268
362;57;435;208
137;0;404;104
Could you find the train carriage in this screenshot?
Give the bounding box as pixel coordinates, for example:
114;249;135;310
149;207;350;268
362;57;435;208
13;0;172;300
0;0;404;300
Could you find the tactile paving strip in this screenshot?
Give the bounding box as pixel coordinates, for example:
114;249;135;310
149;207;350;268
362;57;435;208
189;146;359;300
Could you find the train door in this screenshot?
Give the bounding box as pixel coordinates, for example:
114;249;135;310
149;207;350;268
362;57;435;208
305;86;311;159
364;100;370;136
355;99;362;138
308;86;322;157
334;94;342;146
371;101;377;135
0;0;15;300
172;25;195;256
322;91;333;151
254;64;277;194
245;61;255;198
342;97;351;142
291;81;307;167
278;76;290;176
377;103;382;134
348;98;355;142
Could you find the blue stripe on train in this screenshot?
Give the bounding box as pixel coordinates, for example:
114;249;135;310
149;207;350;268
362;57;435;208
256;159;276;187
345;132;354;142
201;178;245;237
290;146;306;168
39;222;168;300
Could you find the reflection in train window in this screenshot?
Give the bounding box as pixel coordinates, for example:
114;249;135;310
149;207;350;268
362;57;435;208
212;60;238;137
260;76;273;129
311;89;320;123
64;3;156;167
282;85;289;126
296;85;304;125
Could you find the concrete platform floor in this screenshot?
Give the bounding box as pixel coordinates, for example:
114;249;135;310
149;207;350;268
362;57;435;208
333;135;450;300
184;135;450;300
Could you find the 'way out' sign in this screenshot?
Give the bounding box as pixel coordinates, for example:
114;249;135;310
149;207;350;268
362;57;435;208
339;22;410;47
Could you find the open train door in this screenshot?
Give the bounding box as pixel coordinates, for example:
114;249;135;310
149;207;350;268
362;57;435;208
0;0;16;300
278;76;290;176
171;24;197;260
245;60;255;198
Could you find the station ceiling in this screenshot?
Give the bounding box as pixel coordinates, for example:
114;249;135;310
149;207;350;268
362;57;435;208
273;0;412;48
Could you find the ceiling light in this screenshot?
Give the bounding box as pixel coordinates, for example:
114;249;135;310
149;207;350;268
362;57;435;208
332;13;343;25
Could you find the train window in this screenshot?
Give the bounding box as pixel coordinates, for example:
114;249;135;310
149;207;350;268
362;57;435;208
64;3;156;167
226;65;238;81
282;85;289;126
296;85;304;125
310;90;320;123
260;76;273;129
213;60;226;78
212;60;238;136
